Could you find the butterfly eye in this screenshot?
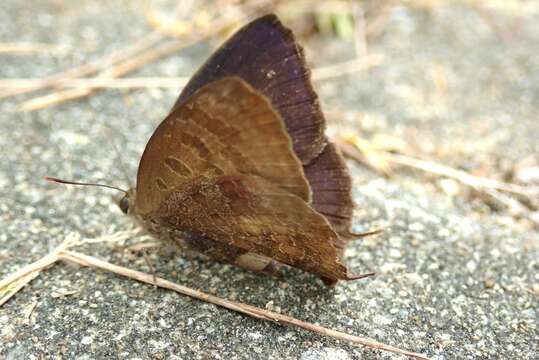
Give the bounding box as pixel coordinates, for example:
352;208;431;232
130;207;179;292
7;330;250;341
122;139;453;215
119;195;129;214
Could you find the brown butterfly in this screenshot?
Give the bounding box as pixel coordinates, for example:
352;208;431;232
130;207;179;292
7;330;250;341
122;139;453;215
49;14;374;286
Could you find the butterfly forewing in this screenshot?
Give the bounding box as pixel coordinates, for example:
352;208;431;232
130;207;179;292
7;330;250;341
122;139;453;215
135;77;310;215
172;14;326;165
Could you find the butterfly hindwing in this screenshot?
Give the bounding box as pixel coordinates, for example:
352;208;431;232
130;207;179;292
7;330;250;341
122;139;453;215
155;174;350;282
304;142;354;254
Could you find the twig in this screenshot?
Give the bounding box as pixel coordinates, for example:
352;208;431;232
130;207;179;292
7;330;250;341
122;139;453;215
0;42;67;54
0;32;163;100
23;298;39;325
337;133;539;226
18;39;186;112
335;138;393;176
72;227;143;245
15;17;381;111
483;189;539;226
18;11;250;112
2;52;381;92
0;271;41;307
19;88;93;112
0;243;430;358
352;2;368;59
0;230;137;305
312;54;384;82
0;77;189;89
383;152;538;197
0;252;59;306
58;250;431;359
336;136;538;198
2;50;380;91
1;0;270;102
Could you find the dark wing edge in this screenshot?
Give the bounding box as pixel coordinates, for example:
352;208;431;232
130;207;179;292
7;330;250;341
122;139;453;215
304;142;355;256
171;14;327;165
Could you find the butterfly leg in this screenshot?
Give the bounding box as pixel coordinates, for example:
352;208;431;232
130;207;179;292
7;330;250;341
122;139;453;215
141;248;157;285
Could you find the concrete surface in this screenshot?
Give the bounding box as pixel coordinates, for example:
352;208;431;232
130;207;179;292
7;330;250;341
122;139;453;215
1;1;538;359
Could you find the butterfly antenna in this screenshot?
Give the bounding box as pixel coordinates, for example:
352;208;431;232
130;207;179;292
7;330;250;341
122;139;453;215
44;176;128;195
347;272;376;281
348;228;384;239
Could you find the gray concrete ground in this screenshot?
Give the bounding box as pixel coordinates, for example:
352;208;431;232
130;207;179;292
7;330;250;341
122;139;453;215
1;1;538;359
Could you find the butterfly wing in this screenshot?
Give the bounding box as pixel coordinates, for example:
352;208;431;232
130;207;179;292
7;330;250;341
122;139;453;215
171;14;326;165
171;14;355;248
156;174;351;282
304;143;354;253
135;76;310;215
135;76;352;282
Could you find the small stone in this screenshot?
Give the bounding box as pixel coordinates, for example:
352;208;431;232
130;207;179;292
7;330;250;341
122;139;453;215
409;222;425;232
389;249;402;258
248;332;263;340
466;260;477;273
380;262;406;273
300;348;350;360
373;314;394;325
404;273;424;287
389;236;403;246
437;228;451;237
81;336;93;345
440;333;452;341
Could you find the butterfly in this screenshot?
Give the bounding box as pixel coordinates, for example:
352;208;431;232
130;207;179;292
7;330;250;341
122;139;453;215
50;14;374;286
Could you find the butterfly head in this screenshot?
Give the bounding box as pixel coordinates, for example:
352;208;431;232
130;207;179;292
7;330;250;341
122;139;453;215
119;194;130;214
117;188;137;215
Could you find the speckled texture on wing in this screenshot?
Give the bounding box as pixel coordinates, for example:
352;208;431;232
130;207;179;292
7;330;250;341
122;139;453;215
154;174;350;282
